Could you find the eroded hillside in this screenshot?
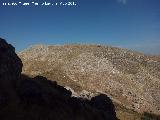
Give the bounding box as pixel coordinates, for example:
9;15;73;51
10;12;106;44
19;44;160;116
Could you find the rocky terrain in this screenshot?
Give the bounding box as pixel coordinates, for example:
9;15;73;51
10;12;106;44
0;38;117;120
18;43;160;119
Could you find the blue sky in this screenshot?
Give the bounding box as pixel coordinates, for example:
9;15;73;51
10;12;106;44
0;0;160;55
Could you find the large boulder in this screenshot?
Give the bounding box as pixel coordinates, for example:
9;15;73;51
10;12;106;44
90;94;117;120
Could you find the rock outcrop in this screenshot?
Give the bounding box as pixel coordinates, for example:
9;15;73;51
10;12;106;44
0;38;117;120
0;38;22;106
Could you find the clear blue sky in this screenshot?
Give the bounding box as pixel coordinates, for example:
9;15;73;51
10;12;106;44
0;0;160;55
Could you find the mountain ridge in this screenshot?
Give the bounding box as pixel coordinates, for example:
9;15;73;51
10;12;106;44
18;44;160;116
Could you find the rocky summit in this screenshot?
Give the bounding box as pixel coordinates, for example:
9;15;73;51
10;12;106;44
18;44;160;118
0;38;117;120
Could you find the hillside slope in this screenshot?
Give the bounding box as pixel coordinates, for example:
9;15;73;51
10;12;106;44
19;44;160;116
0;38;118;120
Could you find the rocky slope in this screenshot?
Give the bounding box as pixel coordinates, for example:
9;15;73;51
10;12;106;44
18;44;160;116
0;38;117;120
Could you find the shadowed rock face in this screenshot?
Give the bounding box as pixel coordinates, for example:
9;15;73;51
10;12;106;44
90;94;117;119
0;38;22;90
0;38;117;120
0;38;22;105
0;38;22;77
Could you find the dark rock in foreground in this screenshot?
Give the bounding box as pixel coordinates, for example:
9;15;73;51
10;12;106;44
0;38;117;120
